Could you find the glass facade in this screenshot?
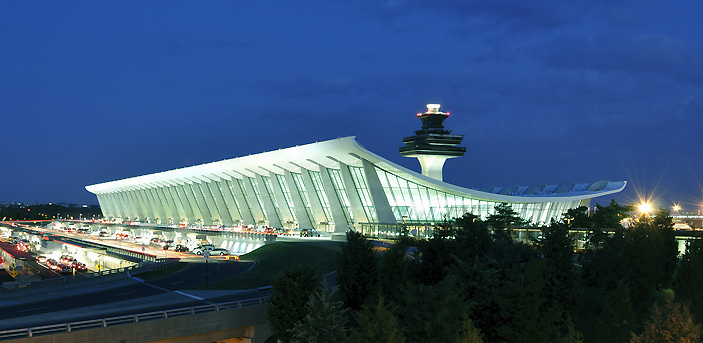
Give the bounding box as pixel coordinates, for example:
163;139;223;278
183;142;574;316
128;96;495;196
231;179;253;221
247;177;267;221
291;172;315;226
308;170;333;223
261;175;282;221
88;137;621;235
348;166;378;223
275;174;298;222
327;168;354;224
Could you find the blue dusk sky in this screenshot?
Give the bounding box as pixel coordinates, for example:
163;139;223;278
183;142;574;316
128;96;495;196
2;1;702;212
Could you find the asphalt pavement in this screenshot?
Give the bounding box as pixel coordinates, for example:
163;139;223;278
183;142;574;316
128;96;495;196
0;260;258;331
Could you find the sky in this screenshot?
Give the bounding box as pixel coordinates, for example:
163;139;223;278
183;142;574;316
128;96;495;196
2;1;703;212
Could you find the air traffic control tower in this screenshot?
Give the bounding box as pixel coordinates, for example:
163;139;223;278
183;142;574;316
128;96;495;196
399;104;466;181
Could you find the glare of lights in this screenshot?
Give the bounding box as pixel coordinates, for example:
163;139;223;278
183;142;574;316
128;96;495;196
638;203;652;215
673;205;681;212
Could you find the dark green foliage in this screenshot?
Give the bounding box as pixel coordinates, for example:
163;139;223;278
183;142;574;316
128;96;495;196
590;199;632;229
412;233;455;285
378;240;410;305
563;206;591;229
397;279;469;343
454;212;492;259
674;238;703;322
623;216;678;312
450;259;500;338
352;295;405;343
332;199;697;343
581;209;678;315
585;227;608;250
267;267;321;343
538;222;579;318
338;231;378;310
486;202;529;240
595;280;635;342
494;256;561;342
290;284;348;343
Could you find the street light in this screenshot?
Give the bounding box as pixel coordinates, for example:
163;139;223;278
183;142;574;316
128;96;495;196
638;203;652;216
673;205;681;213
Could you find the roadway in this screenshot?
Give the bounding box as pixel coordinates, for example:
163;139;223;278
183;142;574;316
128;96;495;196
0;260;260;331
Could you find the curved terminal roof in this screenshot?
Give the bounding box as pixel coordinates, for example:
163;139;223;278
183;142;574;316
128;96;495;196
86;136;625;203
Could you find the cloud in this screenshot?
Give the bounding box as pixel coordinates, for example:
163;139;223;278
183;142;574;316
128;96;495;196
359;0;642;31
538;34;703;74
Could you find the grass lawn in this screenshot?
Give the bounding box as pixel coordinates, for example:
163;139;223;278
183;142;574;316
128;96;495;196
133;262;190;281
193;241;342;290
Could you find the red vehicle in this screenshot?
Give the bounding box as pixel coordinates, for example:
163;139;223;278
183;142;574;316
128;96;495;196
45;259;60;271
17;240;30;252
115;232;130;239
60;255;74;265
71;261;88;272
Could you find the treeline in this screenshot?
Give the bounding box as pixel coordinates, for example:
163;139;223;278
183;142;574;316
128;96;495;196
267;200;703;343
0;203;101;221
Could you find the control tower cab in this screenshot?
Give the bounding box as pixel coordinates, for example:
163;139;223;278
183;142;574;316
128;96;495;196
399;104;465;181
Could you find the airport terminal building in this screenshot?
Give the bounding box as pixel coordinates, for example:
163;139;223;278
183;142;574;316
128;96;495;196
86;105;625;238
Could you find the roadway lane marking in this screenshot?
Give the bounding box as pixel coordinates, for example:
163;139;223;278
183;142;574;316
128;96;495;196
18;306;47;313
171;281;183;285
114;292;134;297
174;291;205;301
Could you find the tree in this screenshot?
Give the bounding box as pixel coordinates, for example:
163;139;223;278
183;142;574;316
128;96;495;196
338;231;378;310
563;206;591;229
412;230;456;285
595;280;635;342
631;301;702;343
454;212;492;259
537;222;578;318
494;257;561;342
459;318;484;343
267;267;321;343
397;279;469;343
673;238;703;322
290;284;348;343
378;240;410;305
591;199;632;229
486;202;529;240
352;295;405;343
621;215;678;312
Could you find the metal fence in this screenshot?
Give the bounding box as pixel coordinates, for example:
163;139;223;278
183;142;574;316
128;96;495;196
0;297;267;340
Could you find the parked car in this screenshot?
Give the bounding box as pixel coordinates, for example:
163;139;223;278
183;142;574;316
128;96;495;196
300;229;320;237
36;255;47;263
210;248;229;256
60;255;74;265
58;264;73;274
45;259;60;270
192;244;216;255
71;261;88;272
173;244;189;252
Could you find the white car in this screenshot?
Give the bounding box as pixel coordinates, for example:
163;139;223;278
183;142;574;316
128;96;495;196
192;244;216;255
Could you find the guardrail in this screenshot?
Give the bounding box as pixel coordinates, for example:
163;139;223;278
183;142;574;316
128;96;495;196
0;258;178;292
0;297;267;340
